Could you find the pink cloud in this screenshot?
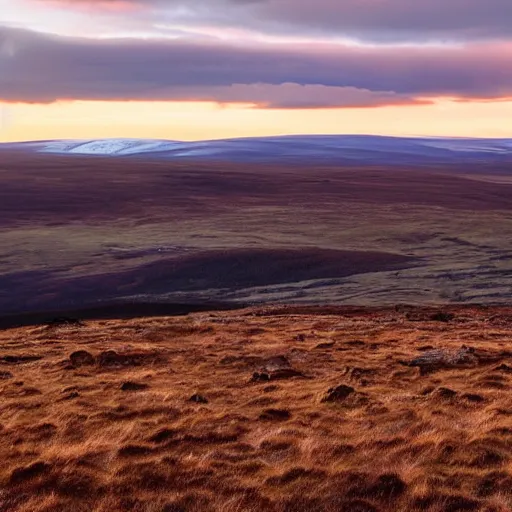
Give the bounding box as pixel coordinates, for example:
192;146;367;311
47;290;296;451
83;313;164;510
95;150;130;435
29;0;512;42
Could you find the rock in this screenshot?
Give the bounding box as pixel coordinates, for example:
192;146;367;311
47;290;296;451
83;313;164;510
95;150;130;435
406;311;454;322
118;444;154;457
252;371;271;382
462;393;485;403
23;387;42;396
99;350;124;367
430;312;455;322
343;366;376;381
148;429;177;444
366;473;407;500
315;342;335;349
120;381;148;391
252;368;304;382
266;467;326;486
495;364;512;373
294;334;306;342
345;340;366;348
46;317;84;328
263;355;292;371
62;391;80;400
0;371;13;380
1;355;42;364
163;504;186;512
69;350;95;367
99;350;146;368
189;394;208;404
259;408;291;421
435;387;458;399
399;345;477;375
219;355;239;364
10;461;51;484
322;384;355;403
252;355;305;382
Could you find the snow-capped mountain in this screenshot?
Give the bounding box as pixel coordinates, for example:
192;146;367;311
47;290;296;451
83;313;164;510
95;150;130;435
2;135;512;165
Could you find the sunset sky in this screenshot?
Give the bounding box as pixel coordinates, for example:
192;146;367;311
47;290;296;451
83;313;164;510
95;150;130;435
1;0;512;141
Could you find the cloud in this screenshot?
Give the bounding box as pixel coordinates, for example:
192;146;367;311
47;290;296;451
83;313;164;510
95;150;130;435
40;0;145;11
0;30;17;57
167;84;430;109
31;0;512;43
1;26;511;105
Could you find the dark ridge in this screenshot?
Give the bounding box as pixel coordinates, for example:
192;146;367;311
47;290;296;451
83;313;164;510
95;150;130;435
0;301;244;330
248;304;499;317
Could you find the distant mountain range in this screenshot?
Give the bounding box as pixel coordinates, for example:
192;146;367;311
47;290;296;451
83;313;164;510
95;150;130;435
3;135;512;165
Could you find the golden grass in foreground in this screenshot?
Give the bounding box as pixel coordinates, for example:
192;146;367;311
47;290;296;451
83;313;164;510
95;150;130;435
0;306;511;512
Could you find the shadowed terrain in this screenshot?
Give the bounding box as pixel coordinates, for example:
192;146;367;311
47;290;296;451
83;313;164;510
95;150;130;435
0;305;511;511
0;152;511;314
0;248;415;315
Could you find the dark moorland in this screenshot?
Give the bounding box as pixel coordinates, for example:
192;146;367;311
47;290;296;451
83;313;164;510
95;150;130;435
0;151;511;316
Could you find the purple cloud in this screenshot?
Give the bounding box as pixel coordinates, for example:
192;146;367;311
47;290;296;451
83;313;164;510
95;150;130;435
1;26;511;105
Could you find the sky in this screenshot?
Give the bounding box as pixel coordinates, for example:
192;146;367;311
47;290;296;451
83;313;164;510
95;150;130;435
1;0;512;141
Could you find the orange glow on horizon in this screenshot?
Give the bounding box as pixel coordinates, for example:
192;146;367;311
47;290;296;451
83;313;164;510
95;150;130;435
2;98;512;142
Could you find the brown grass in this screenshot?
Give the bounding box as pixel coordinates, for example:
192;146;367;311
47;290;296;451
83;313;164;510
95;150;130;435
0;305;511;511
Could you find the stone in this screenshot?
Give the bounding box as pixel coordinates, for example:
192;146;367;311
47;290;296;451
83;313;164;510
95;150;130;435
322;384;355;402
69;350;95;367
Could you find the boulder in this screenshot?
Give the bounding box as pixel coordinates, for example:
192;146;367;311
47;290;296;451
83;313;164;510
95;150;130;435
322;384;355;403
120;381;149;391
189;394;208;404
69;350;95;367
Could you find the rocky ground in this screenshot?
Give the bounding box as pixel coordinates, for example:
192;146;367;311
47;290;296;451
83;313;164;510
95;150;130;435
0;305;511;511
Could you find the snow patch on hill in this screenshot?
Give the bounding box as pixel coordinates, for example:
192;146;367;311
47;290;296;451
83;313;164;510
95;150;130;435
3;135;512;164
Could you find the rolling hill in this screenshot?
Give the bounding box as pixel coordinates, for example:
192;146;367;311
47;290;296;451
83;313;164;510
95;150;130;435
3;135;512;165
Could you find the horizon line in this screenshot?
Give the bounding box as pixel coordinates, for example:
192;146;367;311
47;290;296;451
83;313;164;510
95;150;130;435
3;133;512;145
